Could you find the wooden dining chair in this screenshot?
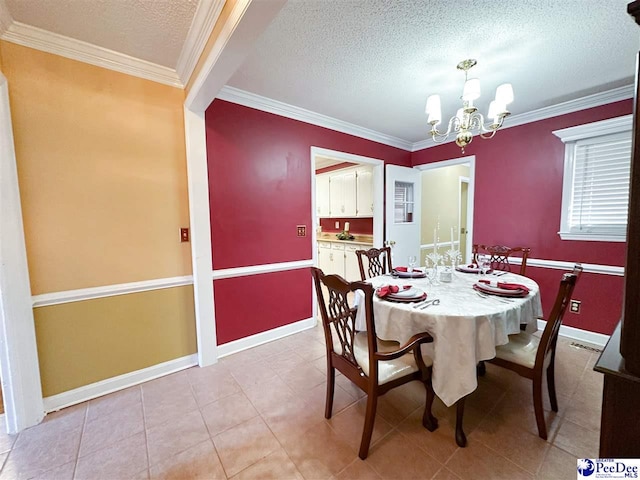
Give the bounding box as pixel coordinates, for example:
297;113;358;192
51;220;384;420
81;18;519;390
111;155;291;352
484;270;579;440
311;267;437;459
472;244;531;276
355;246;393;280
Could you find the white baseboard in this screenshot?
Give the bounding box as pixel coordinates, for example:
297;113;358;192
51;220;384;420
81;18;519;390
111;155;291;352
42;354;198;413
217;317;317;357
538;319;610;348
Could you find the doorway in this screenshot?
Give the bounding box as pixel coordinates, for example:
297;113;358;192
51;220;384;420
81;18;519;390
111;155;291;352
415;156;475;266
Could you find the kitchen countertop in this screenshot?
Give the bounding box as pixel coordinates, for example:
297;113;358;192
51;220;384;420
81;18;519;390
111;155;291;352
317;233;374;245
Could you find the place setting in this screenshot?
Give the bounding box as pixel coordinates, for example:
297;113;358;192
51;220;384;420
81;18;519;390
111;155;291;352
391;255;428;278
472;278;530;298
375;284;427;303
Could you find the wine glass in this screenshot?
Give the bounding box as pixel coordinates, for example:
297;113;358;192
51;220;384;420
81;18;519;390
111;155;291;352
479;255;491;277
407;255;417;273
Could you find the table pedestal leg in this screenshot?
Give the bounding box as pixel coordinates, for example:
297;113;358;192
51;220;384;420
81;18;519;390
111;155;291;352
455;397;467;447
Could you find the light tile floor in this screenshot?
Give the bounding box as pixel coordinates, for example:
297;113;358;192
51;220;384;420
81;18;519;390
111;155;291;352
0;324;601;479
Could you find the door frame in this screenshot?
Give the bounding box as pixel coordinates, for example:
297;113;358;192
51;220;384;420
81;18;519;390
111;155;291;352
415;155;475;265
310;147;384;320
0;73;46;433
458;176;470;264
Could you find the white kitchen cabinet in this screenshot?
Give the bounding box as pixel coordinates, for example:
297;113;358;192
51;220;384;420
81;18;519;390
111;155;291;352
344;244;364;281
316;174;331;217
329;171;357;217
316;166;372;219
331;243;346;275
316;241;371;280
356;167;374;217
318;241;332;273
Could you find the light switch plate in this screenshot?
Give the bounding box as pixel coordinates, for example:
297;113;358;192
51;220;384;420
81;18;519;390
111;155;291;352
180;228;190;242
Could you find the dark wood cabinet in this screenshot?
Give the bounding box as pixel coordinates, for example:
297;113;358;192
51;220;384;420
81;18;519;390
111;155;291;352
594;0;640;457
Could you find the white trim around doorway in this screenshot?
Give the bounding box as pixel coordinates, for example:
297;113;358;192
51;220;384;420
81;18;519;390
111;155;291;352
415;155;476;264
0;72;45;433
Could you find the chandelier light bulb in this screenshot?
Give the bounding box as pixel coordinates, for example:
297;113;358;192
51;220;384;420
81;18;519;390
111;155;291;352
426;95;442;124
462;78;481;101
495;83;514;105
487;100;500;120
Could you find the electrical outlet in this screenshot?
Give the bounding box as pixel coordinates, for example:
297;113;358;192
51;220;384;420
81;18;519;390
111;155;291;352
297;225;306;237
180;227;190;243
570;299;581;314
335;221;340;229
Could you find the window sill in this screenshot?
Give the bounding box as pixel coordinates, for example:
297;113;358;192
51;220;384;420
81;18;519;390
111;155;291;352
558;232;627;242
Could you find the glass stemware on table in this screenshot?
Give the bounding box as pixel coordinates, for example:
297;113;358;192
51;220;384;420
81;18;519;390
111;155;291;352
477;254;492;277
425;251;443;285
407;255;417;273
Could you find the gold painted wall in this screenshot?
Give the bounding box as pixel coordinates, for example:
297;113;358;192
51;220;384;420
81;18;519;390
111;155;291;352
1;41;197;398
35;286;197;397
421;164;470;255
1;41;192;294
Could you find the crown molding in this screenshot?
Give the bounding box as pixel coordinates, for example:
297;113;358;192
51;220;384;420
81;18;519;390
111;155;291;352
1;21;183;88
411;85;635;151
175;0;226;86
216;86;414;151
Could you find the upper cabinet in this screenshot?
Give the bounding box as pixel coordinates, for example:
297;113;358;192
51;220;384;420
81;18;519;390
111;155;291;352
316;174;330;217
356;167;373;217
316;166;373;218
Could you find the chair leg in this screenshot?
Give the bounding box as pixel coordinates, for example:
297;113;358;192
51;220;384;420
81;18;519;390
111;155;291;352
422;375;438;432
533;376;548;440
455;397;467;447
547;360;558;412
359;393;378;460
325;366;335;419
476;361;486;377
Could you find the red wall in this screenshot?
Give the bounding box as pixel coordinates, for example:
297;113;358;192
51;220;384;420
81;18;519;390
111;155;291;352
411;100;632;334
205;100;411;344
320;217;373;234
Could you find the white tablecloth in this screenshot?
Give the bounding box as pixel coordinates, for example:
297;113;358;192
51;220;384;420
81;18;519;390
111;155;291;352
354;270;543;407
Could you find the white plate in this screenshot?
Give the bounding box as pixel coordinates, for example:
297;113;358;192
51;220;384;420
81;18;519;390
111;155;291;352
389;287;422;298
474;282;528;297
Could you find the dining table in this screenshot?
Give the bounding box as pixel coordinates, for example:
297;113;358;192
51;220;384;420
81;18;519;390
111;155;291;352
354;267;543;446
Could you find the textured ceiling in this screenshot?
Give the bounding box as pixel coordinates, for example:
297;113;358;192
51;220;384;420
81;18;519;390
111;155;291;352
5;0;198;68
2;0;638;144
228;0;640;142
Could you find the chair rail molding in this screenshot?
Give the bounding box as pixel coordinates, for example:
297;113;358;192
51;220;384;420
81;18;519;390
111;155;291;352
31;275;194;308
212;259;314;280
508;257;624;276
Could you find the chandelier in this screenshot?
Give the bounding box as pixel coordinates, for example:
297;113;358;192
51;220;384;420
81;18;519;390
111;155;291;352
425;59;513;152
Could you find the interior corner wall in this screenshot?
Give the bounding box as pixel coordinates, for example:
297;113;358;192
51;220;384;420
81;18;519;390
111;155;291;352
205;99;411;344
410;100;632;335
1;41;197;397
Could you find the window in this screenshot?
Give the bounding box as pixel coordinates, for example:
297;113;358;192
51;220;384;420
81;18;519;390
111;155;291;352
394;181;414;223
553;115;632;242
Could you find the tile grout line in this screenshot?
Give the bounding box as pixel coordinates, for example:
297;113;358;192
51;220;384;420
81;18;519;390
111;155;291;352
139;385;152;477
72;404;90;479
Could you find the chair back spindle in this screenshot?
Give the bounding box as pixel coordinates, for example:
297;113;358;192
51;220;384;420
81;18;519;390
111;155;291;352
472;244;531;276
355;247;393;280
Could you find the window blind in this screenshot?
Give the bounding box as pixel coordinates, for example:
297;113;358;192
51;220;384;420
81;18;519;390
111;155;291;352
394;181;414;223
569;131;631;235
